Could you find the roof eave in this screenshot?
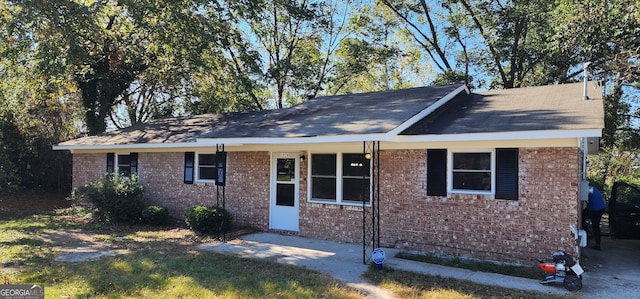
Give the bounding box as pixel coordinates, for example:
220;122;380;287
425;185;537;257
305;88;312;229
52;134;392;151
392;129;603;143
52;142;203;152
53;128;602;152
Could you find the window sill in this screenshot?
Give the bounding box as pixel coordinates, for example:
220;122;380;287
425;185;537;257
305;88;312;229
309;199;371;208
449;190;492;196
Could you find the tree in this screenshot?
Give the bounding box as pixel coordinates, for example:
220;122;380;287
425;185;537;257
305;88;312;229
378;0;467;84
236;0;332;108
551;0;640;186
327;3;431;93
553;0;640;147
379;0;560;89
4;0;235;135
0;0;251;191
551;0;640;84
0;36;82;191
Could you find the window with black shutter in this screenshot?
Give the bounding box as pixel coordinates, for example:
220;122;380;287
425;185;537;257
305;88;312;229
427;149;447;196
107;153;138;176
116;153;138;176
495;148;519;200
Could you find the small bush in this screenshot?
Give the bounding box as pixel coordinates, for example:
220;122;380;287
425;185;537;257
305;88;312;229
142;205;170;226
68;173;145;223
185;205;232;234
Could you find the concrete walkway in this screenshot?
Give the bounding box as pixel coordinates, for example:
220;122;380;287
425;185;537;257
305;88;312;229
197;232;570;298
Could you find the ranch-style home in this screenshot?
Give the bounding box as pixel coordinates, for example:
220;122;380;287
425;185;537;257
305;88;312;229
54;82;604;264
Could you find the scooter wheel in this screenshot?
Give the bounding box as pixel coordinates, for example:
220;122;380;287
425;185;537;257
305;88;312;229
563;274;582;291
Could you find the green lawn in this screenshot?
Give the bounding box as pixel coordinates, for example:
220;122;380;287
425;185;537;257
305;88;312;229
1;203;578;299
20;250;360;298
0;213;362;298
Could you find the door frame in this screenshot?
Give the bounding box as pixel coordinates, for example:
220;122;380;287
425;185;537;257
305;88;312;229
269;152;300;231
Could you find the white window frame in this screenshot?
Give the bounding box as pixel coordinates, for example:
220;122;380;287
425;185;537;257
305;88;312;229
308;152;372;206
448;149;495;195
195;152;217;183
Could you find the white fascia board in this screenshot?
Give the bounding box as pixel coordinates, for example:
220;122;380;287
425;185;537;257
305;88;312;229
390;129;602;143
52;134;391;152
195;133;390;146
385;84;469;137
52;142;211;151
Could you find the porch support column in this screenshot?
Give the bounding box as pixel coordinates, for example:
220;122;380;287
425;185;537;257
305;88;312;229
362;141;380;264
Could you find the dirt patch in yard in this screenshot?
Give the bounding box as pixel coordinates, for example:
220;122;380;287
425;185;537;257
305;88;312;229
1;191;253;263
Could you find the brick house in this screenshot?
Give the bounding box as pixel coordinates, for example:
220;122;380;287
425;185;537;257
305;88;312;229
54;82;604;264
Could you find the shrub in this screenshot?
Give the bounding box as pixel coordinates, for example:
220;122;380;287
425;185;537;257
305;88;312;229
185;205;232;234
68;173;145;223
142;205;170;226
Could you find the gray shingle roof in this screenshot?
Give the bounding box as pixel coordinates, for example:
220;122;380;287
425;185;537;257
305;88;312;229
57;84;464;146
55;82;603;148
403;82;604;135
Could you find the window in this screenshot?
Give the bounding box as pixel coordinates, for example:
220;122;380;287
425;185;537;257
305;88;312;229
107;153;138;176
197;153;217;182
311;154;337;200
310;153;370;204
185;152;226;184
425;148;519;200
342;154;370;202
452;152;491;191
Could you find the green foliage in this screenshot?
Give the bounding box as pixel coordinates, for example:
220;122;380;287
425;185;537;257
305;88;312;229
141;205;170;226
69;173;145;223
380;0;558;89
184;205;232;234
433;70;473;87
0;105;74;192
0;116;22;192
588;84;640;189
2;0;244;134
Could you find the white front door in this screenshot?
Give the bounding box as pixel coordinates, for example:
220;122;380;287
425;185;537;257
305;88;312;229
270;153;300;231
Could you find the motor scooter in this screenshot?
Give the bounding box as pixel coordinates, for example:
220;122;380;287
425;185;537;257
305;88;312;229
537;224;586;291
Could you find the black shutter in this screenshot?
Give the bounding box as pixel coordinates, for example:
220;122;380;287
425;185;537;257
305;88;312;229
427;149;447;196
106;153;115;173
184;152;195;184
130;153;138;174
495;148;519;200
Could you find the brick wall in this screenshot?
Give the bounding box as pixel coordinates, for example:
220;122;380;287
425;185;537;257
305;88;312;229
72;151;271;230
297;147;580;264
374;148;580;264
72;147;581;264
138;151;270;230
72;154;106;187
